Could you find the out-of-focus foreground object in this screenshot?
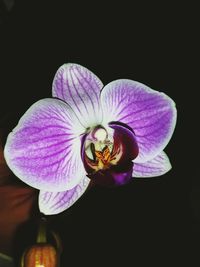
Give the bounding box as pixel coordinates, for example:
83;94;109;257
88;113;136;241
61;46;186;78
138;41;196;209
0;127;38;257
21;217;62;267
0;0;15;24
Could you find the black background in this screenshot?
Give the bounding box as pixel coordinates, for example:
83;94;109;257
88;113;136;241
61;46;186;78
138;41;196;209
0;0;198;265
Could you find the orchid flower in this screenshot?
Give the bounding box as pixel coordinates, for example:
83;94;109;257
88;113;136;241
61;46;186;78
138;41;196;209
4;64;177;215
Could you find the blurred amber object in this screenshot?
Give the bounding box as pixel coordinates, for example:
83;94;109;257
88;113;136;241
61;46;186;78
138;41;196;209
21;218;61;267
22;244;58;267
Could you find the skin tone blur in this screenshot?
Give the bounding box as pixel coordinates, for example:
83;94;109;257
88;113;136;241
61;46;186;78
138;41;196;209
0;129;38;256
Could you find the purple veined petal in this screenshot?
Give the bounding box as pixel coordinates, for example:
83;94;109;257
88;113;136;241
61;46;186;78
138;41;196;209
4;98;86;192
52;63;104;128
133;151;171;177
39;176;90;215
100;79;177;163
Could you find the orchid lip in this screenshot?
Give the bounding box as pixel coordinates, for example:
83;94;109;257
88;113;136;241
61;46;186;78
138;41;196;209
82;122;139;186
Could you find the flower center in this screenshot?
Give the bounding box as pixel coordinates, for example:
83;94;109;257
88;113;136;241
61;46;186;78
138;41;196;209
84;126;122;172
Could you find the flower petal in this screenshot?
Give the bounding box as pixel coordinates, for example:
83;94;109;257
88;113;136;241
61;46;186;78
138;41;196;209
52;63;103;128
39;176;90;215
133;151;171;177
101;79;177;163
4;98;86;191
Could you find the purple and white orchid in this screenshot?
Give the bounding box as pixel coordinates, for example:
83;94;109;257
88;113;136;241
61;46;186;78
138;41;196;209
4;63;177;215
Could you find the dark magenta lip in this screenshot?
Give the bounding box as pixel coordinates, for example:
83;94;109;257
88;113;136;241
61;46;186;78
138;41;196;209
87;161;134;187
81;121;139;187
108;122;139;164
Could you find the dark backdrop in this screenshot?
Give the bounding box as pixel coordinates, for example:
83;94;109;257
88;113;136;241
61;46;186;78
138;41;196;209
0;0;197;265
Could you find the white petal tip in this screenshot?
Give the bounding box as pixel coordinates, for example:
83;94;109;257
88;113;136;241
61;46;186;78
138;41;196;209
133;151;172;178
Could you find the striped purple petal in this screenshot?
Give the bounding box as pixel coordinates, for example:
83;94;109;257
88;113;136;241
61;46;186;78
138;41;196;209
52;63;103;128
133;151;171;177
39;176;90;215
4;98;86;191
101;80;177;163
